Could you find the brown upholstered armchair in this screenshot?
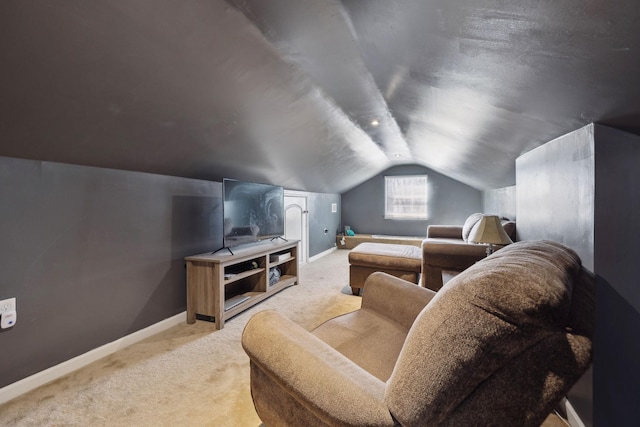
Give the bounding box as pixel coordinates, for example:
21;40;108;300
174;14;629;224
242;240;594;426
422;213;516;291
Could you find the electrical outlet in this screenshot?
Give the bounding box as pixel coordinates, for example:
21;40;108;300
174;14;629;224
0;298;16;314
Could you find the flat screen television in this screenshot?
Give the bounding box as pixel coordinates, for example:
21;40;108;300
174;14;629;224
222;178;285;249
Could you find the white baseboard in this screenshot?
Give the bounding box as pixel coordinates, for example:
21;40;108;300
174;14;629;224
565;398;587;427
308;246;337;263
0;311;186;405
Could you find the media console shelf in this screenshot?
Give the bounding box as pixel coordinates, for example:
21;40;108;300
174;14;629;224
185;240;299;329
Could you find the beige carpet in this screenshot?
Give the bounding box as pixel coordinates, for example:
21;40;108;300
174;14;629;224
0;249;568;427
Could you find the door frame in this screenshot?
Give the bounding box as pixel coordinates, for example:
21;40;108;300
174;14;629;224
284;190;309;265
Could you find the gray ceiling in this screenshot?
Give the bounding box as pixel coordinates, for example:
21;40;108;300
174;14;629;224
2;1;640;193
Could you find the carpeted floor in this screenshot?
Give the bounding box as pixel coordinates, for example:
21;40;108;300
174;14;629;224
0;249;569;426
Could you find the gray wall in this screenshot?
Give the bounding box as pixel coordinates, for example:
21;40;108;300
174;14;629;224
516;125;595;426
592;125;640;427
515;123;640;426
307;192;341;257
482;185;516;222
0;156;337;390
516;125;595;268
341;164;481;236
0;156;221;388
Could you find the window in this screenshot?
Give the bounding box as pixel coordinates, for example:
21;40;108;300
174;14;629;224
384;175;428;220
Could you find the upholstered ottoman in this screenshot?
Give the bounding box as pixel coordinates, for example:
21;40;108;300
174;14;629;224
348;242;422;295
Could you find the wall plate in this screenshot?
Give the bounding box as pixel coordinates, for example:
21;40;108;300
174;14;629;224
0;297;16;314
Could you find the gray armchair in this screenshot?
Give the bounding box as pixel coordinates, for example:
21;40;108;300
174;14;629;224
242;240;594;426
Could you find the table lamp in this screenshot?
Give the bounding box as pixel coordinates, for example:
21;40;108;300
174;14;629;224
468;215;513;256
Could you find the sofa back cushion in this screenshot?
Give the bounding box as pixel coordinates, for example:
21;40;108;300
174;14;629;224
462;213;516;242
385;240;585;426
461;213;484;242
501;219;516;240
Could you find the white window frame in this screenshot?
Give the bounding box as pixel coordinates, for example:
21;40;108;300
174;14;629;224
384;175;429;220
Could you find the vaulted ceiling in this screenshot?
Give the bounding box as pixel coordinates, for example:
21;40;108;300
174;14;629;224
2;1;640;193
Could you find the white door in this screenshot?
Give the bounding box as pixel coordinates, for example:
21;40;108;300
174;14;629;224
284;193;308;265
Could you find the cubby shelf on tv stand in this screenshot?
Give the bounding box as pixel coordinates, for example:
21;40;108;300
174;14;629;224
185;240;299;330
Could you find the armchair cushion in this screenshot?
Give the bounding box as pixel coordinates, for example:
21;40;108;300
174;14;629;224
461;212;484;242
312;273;436;380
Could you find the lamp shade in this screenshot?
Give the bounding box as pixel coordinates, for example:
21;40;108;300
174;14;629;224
468;215;513;246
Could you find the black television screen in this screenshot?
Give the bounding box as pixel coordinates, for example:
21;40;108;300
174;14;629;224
222;179;285;248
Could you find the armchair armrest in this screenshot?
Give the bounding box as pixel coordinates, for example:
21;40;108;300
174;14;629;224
361;272;435;329
242;310;395;426
426;225;463;239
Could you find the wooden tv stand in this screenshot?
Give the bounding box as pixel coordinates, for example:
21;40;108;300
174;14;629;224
185;240;299;329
